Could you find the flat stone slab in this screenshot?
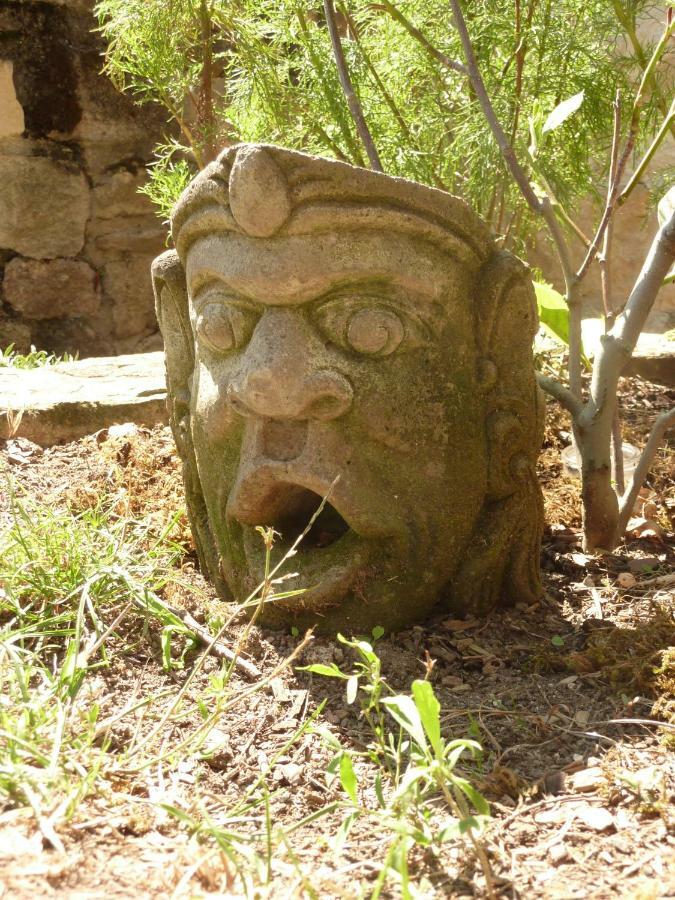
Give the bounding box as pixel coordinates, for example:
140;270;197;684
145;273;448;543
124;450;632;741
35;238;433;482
623;331;675;387
0;351;168;445
581;321;675;387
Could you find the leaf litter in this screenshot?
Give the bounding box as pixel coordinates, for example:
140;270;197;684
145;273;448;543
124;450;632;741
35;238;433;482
0;373;673;898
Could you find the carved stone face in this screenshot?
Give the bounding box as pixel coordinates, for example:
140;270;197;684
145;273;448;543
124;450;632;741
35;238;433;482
154;144;544;633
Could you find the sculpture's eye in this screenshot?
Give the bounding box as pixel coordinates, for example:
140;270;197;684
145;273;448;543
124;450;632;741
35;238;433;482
315;299;419;357
196;302;257;353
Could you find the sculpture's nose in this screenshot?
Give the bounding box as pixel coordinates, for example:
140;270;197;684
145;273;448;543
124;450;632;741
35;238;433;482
226;311;353;422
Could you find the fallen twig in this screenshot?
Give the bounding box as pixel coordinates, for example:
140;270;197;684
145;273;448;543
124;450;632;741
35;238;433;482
161;599;262;679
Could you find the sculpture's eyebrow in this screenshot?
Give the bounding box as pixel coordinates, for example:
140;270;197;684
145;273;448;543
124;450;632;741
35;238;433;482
185;231;465;309
188;271;447;326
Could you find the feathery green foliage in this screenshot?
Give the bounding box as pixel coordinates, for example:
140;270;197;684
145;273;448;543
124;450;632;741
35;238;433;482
95;0;669;245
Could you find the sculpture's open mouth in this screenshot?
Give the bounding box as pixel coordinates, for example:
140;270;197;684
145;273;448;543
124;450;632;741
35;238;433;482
233;479;370;611
267;486;350;553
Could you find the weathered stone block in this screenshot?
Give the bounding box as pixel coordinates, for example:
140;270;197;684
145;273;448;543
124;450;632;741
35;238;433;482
91;169;158;220
0;156;90;258
154;144;545;634
102;256;158;339
0;316;32;353
4;257;99;319
0;60;24;138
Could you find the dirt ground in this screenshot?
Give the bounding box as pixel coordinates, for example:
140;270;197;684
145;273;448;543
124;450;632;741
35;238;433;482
1;374;674;899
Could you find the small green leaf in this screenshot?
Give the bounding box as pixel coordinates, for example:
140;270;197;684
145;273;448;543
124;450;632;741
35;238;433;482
411;680;442;757
339;752;358;804
372;625;385;641
382;695;428;751
160;628;173;670
313;725;342;750
542;90;585;133
551;635;565;648
333;810;359;858
346;674;359;704
298;663;347;678
454;777;491;816
374;772;385;808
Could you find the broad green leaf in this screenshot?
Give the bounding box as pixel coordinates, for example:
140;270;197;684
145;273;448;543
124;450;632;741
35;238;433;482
411;680;442;757
298;662;347;678
382;695;428;751
542;90;585;133
534;281;569;346
339;752;358;804
372;625;385;641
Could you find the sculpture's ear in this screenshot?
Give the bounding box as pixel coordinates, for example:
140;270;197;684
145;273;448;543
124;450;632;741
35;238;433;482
448;250;544;614
152;249;193;433
151;250;229;598
474;250;543;502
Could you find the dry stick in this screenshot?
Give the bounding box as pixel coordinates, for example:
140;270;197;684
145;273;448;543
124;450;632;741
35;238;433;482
322;0;382;171
197;0;217;165
616;407;675;539
160;599;262;679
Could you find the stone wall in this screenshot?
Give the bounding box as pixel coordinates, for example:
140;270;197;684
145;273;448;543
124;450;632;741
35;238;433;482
0;0;167;357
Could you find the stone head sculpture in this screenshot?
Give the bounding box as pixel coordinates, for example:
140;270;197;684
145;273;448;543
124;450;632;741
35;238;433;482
152;144;544;633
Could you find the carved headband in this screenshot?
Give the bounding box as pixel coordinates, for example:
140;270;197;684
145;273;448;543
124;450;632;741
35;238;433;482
171;143;494;270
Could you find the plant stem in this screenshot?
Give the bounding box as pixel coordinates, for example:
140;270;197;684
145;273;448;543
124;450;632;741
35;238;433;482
616;407;675;537
379;1;467;75
323;0;383;171
618;101;675;206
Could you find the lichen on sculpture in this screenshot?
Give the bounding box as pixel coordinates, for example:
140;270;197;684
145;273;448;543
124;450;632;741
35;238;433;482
152;143;544;633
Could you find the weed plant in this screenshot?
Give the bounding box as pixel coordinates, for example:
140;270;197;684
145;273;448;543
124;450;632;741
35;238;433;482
0;344;78;370
302;634;494;897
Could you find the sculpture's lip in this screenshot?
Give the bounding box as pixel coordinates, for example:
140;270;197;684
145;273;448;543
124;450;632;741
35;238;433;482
228;474;373;612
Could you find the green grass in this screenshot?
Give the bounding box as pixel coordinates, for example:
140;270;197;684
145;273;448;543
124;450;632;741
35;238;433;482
0;488;189;838
0;344;78;370
0;479;491;895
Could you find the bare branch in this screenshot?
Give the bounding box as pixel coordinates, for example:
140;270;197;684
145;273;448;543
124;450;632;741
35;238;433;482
611;410;625;495
616;407;675;538
618;99;675;206
323;0;383;172
536;373;583;418
599;93;621;321
577;93;624;282
448;0;541;213
612;207;675;352
380;1;467;75
446;0;576;294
